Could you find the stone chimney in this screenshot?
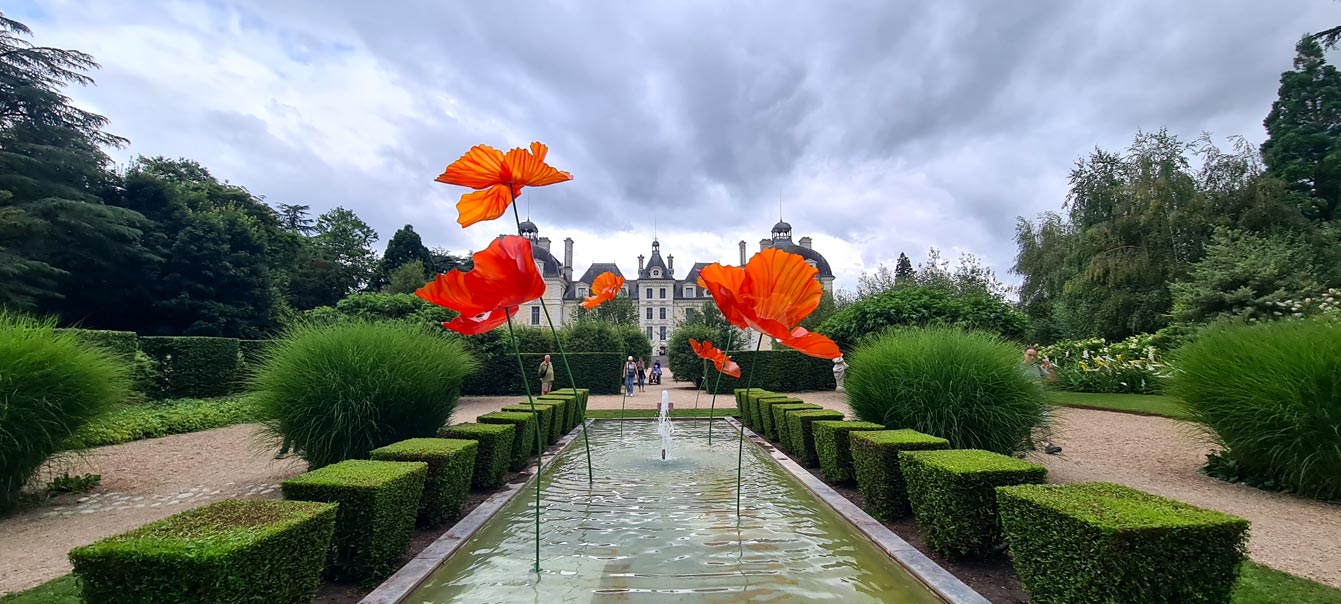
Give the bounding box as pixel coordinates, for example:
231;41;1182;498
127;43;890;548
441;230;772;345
739;241;747;265
638;254;645;273
563;237;574;282
799;236;812;250
667;254;674;275
536;236;551;252
759;238;771;251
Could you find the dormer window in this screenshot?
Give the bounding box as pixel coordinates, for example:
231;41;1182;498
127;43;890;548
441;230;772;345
651;268;661;278
685;286;695;298
577;287;588;298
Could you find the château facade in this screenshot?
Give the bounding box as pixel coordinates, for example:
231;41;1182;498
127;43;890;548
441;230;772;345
504;220;834;355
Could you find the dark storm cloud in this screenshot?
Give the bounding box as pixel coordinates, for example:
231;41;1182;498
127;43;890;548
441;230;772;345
20;0;1340;284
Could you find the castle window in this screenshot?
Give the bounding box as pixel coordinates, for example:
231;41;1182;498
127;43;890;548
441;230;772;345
660;307;666;320
685;286;694;298
578;287;587;297
531;306;540;325
646;326;653;340
659;288;666;299
646;307;652;320
646;288;652;298
659;326;667;341
651;268;661;278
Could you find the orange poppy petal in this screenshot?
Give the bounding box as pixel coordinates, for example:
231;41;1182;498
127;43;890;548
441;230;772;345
456;184;515;228
743;248;822;332
581;271;624;309
778;327;842;360
444;307;515;335
718;356;742;378
696;263;751;329
503;142;574;188
416;236;544;320
437;144;506;189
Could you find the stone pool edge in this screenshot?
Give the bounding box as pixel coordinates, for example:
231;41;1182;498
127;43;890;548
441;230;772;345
724;416;992;604
358;418;594;604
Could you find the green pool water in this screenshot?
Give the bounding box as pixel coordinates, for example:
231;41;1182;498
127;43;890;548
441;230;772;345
405;419;945;603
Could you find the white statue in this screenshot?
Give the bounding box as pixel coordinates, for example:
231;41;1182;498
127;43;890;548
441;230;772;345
832;356;848;392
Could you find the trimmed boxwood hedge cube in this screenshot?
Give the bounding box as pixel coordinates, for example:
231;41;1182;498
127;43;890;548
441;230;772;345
281;459;426;582
851;429;950;521
734;388;770;427
754;395;795;439
478;411;539;470
813;420;885;484
537;394;576;432
501;403;554;448
771;403;822;451
786;409;845;467
70;499;336;604
551;387;589;423
438;422;515;489
524;399;565;444
996;482;1248;604
370;438;477;527
901;449;1046;558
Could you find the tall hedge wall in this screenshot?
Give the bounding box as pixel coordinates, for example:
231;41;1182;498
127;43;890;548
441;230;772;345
139;336;241;398
704;350;835;394
54;328;139;362
462;352;623;395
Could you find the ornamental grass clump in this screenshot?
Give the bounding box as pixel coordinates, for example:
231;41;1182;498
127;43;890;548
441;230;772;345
251;321;476;468
1169;318;1341;499
847;326;1046;455
1;312;129;513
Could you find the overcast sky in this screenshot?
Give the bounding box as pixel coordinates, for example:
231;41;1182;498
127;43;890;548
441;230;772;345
9;0;1338;290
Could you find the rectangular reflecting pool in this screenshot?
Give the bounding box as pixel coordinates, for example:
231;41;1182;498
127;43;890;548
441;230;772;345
405;419;946;603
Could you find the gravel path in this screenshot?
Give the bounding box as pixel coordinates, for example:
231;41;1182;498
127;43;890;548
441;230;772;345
0;425;303;595
1030;407;1341;589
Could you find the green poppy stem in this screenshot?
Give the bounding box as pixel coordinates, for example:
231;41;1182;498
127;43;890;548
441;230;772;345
736;333;763;524
706;329;736;445
504;311;543;575
510;195;594;484
693;359;706;409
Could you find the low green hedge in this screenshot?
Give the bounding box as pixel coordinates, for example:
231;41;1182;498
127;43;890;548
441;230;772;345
139;336;241;398
54;328;139;362
997;482;1249;604
437;423;515;489
901;449;1047;558
734;388;771;429
462;352;622;395
755;395;798;441
750;393;788;430
478;411;539;470
771;403;821;452
69;499;336;604
280;459;426;582
370;438;477;527
813;420;885;484
67;396;260;448
528;400;566;444
551;387;590;423
706;351;836;394
501;403;554;449
786;409;845;467
851;430;950;521
537;394;576;432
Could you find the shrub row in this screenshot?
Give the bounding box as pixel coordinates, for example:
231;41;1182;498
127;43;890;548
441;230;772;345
706;351;836;394
67;396;261;448
850;429;950;521
438;423;513;489
139;336;241;399
53;328;139;361
901;449;1048;558
370;438;477;527
462;352;624;396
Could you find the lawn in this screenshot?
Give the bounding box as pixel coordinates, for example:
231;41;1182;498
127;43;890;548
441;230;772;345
1045;390;1191;420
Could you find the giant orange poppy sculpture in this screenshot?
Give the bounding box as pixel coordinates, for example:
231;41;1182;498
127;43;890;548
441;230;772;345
581;271;625;309
689;338;741;378
436;142;573;228
415;235;545;334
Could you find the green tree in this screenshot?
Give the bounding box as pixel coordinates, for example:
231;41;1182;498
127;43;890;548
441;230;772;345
571;295;638;326
1262;37;1341;220
427;247;468;275
278;203;314;234
0;14;151;310
681;301;737;338
893;252;915;286
376;224;431;286
314;207;378;295
1171;228;1328;324
382;259;429;294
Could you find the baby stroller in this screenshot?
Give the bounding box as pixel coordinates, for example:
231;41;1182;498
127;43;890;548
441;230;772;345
650;362;663;385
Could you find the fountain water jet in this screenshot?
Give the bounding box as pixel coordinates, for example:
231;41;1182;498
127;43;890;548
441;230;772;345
657;390;675;460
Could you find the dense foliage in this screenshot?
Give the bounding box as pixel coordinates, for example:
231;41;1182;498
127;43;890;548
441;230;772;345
251;322;476;468
900;449;1048;558
846;327;1046;454
998;483;1248;604
818;287;1026;351
0;312;129;512
69;499;337;604
1168;319;1341;500
703;349;836;394
68;396;259;448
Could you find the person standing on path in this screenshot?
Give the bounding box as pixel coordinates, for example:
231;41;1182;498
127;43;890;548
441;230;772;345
538;354;555;395
636;358;647;392
624;356;638;396
1022;347;1062;454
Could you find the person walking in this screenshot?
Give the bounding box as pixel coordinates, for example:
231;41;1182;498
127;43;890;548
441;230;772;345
636;358;647;392
538;354;555;395
1021;347;1062;454
624;356;638;396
